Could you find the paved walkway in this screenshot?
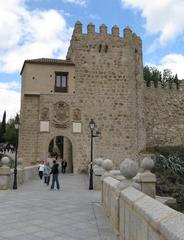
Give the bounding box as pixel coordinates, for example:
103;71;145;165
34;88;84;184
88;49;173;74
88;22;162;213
0;174;117;240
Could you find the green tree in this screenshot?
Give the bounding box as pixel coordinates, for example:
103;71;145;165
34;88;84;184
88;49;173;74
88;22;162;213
151;67;161;88
3;114;19;145
174;74;180;90
0;111;6;142
144;66;180;89
162;69;174;88
144;66;152;87
144;66;161;88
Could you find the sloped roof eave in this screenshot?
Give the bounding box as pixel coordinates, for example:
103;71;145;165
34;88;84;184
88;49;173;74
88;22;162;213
20;58;75;75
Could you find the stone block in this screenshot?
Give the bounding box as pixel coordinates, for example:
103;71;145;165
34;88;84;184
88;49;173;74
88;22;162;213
103;177;119;217
0;166;10;190
93;166;105;190
133;192;176;231
148;226;163;240
110;180;120;234
160;214;184;240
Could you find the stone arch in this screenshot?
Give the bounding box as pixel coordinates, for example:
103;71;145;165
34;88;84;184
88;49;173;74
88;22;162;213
45;131;76;173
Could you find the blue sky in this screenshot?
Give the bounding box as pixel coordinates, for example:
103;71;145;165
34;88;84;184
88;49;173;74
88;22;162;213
0;0;184;120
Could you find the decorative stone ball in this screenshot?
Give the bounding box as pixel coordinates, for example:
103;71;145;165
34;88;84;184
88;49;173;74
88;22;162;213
94;158;103;167
141;157;154;171
120;158;138;179
1;156;10;166
102;159;113;171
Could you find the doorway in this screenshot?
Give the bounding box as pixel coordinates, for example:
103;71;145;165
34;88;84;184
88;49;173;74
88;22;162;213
48;135;73;173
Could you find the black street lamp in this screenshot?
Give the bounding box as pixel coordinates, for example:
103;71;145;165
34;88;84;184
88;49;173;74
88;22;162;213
13;114;20;190
89;119;100;190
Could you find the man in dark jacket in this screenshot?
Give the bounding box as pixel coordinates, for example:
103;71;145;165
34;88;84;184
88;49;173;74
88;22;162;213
50;160;60;190
61;159;67;173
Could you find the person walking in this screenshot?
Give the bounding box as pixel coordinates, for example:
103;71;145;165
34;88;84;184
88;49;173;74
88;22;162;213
61;159;67;174
43;162;50;185
50;160;60;190
38;161;44;180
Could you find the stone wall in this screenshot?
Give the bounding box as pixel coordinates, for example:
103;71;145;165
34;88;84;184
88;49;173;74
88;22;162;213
19;95;40;165
9;166;39;189
144;83;184;148
102;176;184;240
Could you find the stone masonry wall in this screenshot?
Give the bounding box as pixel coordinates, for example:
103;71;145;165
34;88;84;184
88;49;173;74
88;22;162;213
66;22;146;167
144;83;184;148
19;95;40;165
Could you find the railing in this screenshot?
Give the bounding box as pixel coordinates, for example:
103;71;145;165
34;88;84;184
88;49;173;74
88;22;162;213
102;176;184;240
0;160;39;190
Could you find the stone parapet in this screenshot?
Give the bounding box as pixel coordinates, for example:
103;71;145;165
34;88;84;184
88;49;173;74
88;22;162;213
0;157;11;190
101;177;184;240
0;166;10;190
0;165;39;190
136;157;156;198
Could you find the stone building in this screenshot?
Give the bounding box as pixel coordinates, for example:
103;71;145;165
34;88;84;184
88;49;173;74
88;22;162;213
19;21;184;173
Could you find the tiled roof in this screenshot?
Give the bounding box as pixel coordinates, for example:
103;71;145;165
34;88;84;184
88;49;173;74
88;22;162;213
20;58;74;74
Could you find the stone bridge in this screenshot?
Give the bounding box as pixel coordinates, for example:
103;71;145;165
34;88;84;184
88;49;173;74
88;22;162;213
0;174;117;240
0;157;184;240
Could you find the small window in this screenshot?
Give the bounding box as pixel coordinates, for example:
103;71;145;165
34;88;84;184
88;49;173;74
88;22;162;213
55;72;68;92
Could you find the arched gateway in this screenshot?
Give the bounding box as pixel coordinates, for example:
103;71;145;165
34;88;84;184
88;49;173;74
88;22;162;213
47;135;73;173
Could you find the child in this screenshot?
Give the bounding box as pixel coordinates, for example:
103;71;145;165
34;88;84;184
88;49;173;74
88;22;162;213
43;162;50;186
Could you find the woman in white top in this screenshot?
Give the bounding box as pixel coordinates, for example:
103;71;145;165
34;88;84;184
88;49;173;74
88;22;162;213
38;161;44;180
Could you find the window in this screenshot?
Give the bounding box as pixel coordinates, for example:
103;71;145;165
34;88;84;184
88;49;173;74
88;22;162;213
55;72;68;92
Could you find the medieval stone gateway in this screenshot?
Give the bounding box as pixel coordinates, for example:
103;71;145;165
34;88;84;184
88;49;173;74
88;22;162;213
19;21;184;172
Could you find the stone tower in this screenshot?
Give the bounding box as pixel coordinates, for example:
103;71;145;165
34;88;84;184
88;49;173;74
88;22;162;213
67;22;146;161
19;21;146;172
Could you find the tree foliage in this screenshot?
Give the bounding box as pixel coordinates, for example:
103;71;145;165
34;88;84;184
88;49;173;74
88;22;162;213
0;113;19;145
0;111;6;142
144;66;180;89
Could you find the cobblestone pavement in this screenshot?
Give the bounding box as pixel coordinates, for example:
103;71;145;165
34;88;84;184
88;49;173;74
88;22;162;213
0;174;117;240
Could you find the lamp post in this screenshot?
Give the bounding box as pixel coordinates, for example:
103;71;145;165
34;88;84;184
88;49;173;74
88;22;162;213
89;119;100;190
13;114;20;190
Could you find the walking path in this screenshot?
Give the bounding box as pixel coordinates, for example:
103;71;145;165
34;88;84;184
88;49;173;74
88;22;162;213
0;174;117;240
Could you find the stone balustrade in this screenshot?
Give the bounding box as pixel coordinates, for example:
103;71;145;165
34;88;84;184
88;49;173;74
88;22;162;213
102;176;184;240
0;157;39;190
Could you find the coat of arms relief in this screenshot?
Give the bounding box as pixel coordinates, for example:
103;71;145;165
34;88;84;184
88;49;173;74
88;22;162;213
52;101;70;128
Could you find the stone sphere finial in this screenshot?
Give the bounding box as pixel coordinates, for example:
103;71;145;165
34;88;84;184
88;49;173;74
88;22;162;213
102;159;113;171
141;157;154;171
94;158;103;167
120;158;138;179
1;157;10;166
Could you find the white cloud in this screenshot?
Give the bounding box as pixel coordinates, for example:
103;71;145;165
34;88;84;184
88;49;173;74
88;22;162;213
0;82;20;121
147;54;184;79
121;0;184;45
0;0;73;73
63;0;87;7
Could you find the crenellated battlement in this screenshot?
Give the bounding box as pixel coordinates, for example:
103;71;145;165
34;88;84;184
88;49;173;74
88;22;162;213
73;21;141;42
66;21;142;61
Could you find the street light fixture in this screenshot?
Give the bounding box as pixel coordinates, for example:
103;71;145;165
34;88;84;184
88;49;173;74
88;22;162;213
89;119;100;190
13;114;20;190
